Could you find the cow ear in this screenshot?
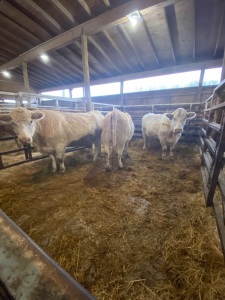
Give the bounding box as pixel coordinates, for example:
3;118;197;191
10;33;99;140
165;113;173;120
186;112;196;119
31;111;44;120
0;114;12;123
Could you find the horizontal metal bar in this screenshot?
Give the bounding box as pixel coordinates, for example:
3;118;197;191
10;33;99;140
0;136;18;141
204;101;225;112
0;210;96;299
203;119;221;132
212;199;225;258
205;138;216;158
201;127;206;136
202;151;212;174
200;165;209;199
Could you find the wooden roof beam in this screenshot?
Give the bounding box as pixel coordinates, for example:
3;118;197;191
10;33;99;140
49;0;75;23
88;36;121;74
102;30;133;71
39;58;222;92
15;0;62;32
119;25;145;70
140;13;160;67
164;6;176;63
193;0;196;60
214;1;225;58
73;41;113;77
0;0;183;71
102;0;111;7
77;0;126;73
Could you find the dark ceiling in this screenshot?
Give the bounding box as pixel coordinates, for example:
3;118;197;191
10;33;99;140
0;0;225;91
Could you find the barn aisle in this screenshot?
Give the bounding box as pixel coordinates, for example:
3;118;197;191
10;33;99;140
0;140;224;300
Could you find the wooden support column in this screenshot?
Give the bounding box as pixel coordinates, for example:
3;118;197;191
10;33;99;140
220;47;225;82
120;81;124;108
81;33;92;112
196;68;205;102
22;62;31;107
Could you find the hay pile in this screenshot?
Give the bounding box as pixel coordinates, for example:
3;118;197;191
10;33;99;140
0;140;225;300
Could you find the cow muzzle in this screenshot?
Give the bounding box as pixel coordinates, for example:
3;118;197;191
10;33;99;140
174;128;183;134
19;136;32;144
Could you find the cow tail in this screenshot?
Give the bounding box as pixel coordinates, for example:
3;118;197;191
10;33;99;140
112;109;118;152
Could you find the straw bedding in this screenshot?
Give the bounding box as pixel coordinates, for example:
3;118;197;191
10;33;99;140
0;140;225;300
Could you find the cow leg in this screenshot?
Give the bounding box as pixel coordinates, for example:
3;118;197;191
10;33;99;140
104;144;112;171
159;138;167;158
93;138;101;161
169;145;175;157
124;141;130;157
117;145;125;169
56;154;65;173
55;145;66;173
49;154;57;173
142;128;147;150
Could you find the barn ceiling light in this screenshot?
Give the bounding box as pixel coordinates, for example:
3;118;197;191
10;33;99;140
2;71;11;78
128;10;141;27
40;54;49;63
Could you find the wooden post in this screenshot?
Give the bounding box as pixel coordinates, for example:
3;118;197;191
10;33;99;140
196;68;205;102
120;81;124;109
81;33;92;112
22;62;31;108
221;46;225;82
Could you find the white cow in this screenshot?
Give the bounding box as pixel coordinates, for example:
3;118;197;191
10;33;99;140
102;109;134;170
0;108;104;172
142;108;196;158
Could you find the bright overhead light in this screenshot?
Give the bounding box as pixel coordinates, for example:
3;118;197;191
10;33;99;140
2;71;11;78
40;54;49;63
128;10;141;27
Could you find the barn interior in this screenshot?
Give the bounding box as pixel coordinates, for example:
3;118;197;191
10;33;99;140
1;0;225;299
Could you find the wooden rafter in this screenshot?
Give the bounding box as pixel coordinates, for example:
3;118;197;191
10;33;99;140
0;0;181;72
49;0;75;23
102;30;133;71
164;6;176;63
77;0;128;72
102;0;111;7
140;13;160;67
118;25;145;70
14;0;62;31
193;0;196;60
88;36;121;74
73;41;113;77
39;58;222;92
214;1;225;58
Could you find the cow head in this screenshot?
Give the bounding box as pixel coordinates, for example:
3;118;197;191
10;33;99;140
0;108;44;144
165;108;196;134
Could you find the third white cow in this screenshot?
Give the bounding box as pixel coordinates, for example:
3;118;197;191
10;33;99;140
102;109;134;170
142;108;196;158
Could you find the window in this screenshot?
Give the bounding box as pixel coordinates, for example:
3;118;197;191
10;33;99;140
90;82;120;97
202;68;222;86
72;87;83;98
124;71;201;93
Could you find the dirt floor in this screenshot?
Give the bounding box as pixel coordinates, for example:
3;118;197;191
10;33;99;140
0;139;225;300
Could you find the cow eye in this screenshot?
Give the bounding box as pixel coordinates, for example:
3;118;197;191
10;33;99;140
12;122;17;126
30;120;33;124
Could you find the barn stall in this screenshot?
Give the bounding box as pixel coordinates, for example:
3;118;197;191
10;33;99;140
1;0;225;299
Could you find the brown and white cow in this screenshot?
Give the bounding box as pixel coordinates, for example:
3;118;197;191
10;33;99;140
142;108;196;158
102;109;134;170
0;107;104;172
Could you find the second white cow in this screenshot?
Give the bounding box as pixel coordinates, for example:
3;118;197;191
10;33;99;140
142;108;196;158
102;109;134;170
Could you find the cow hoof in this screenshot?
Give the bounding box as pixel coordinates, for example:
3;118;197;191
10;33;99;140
105;165;112;172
